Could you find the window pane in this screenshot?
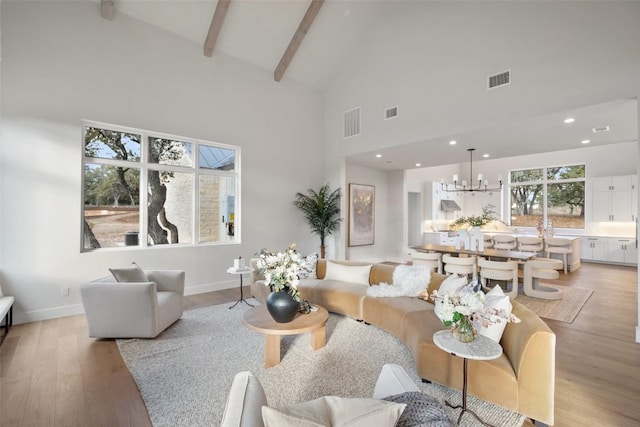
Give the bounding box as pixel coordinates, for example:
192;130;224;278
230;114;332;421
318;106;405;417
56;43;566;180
510;184;543;226
199;175;235;242
510;169;543;183
199;145;235;171
148;171;193;246
83;163;140;250
547;182;585;229
84;127;141;161
148;137;193;167
547;165;585;180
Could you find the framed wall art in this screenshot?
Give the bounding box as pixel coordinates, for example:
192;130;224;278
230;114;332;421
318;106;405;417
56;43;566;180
348;183;375;246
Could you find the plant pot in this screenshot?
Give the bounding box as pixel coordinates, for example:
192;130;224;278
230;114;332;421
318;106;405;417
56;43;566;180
266;291;299;323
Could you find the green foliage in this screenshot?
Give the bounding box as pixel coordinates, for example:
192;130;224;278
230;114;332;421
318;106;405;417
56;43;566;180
450;204;497;230
293;184;343;258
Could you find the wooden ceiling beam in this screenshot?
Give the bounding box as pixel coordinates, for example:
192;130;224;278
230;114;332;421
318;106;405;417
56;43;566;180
204;0;232;57
274;0;325;82
101;0;115;20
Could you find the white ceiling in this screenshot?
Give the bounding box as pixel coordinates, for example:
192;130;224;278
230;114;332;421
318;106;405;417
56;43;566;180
104;1;638;171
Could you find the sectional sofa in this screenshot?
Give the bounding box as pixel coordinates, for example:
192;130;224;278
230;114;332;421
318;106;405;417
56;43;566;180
250;259;556;426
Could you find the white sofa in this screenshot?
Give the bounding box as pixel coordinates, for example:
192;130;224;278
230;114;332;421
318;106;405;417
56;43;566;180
220;364;435;427
80;269;184;338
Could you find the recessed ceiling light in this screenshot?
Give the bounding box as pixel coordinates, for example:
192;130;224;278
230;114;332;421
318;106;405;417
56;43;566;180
415;163;421;167
564;118;575;124
482;154;490;158
376;154;382;158
449;140;457;145
581;139;590;144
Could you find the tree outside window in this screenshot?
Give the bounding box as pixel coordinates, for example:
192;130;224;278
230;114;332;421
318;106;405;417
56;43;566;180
510;165;585;229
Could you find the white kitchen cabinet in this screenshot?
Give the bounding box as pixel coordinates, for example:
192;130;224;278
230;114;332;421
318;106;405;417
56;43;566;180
423;182;464;222
607;238;638;264
462;190;502;218
581;237;609;262
591;175;635;222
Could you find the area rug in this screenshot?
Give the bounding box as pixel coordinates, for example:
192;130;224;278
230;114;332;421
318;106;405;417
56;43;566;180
516;285;593;323
117;302;525;427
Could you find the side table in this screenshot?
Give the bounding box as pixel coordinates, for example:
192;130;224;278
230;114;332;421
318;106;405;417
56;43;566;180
226;267;254;309
433;330;503;427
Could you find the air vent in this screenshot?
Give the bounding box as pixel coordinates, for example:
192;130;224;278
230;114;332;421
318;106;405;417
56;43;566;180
344;107;361;138
385;106;399;120
488;70;511;90
592;126;611;133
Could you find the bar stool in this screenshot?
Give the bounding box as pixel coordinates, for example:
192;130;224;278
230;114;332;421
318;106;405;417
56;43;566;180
477;257;519;300
545;238;573;274
411;251;443;274
523;258;564;300
442;254;477;279
483;234;494;249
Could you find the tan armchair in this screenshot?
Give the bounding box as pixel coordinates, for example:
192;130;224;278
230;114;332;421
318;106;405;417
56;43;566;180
80;270;184;338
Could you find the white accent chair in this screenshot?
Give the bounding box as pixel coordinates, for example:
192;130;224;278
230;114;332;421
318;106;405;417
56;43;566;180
80;270;185;338
442;254;477;279
523;259;564;300
545;237;573;274
0;285;14;346
492;234;517;251
477;257;519;300
410;250;443;274
517;236;544;253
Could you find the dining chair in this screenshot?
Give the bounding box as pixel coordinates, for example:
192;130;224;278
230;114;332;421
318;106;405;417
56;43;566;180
517;236;544;253
523;258;564;300
492;234;517;251
477;257;519;300
544;237;573;274
410;250;443;274
442;254;477;279
483;234;494;249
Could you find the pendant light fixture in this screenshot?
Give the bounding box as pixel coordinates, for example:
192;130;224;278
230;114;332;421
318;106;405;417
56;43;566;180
440;148;503;192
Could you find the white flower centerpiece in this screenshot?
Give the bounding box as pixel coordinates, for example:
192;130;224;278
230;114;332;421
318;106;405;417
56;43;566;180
420;282;520;343
256;244;309;323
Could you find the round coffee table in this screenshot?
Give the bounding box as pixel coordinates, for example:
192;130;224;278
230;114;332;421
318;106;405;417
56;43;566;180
243;304;329;368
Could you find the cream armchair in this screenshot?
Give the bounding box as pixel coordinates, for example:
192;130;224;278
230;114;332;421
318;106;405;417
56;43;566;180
80;270;185;338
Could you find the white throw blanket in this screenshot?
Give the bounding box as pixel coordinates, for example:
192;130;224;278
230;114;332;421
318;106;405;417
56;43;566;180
366;265;432;297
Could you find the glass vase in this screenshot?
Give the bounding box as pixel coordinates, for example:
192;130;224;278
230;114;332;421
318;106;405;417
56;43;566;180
451;315;477;343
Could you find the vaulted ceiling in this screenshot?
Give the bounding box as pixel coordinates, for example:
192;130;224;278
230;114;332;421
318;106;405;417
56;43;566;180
97;1;638;171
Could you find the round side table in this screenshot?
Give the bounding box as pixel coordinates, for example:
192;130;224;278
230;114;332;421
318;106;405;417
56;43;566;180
226;267;254;309
433;330;503;426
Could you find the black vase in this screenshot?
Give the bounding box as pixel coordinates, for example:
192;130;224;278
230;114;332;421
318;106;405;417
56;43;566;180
266;291;299;323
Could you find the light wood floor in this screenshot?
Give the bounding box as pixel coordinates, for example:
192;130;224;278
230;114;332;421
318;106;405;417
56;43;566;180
1;263;638;426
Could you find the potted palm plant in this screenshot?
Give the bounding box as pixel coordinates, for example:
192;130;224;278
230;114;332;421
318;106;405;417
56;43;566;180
294;183;342;259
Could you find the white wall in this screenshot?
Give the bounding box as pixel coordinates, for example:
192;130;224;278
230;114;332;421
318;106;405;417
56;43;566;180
0;1;325;323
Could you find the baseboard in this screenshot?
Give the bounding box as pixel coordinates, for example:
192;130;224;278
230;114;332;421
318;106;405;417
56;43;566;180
636;325;640;343
16;303;85;325
184;279;236;296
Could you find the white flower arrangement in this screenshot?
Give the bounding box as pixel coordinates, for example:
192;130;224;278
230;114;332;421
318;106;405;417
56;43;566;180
256;244;305;302
422;284;520;328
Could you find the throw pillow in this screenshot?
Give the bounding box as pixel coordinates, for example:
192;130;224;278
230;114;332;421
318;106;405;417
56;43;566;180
323;261;372;286
474;285;512;343
438;273;468;295
383;392;453;427
109;262;148;283
298;253;319;279
392;265;432;296
262;396;405;427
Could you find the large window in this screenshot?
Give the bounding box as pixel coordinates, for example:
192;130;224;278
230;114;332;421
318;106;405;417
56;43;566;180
510;164;585;229
82;122;239;251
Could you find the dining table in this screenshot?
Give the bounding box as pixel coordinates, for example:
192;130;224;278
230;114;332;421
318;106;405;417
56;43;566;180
411;244;538;261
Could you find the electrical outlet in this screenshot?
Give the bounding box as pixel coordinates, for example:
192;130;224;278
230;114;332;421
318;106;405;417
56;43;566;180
60;287;70;297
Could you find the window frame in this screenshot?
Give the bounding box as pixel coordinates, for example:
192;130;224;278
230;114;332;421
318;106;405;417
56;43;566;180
81;120;240;252
508;163;585;231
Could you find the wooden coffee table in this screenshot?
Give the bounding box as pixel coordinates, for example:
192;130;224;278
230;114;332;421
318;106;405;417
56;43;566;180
242;304;329;368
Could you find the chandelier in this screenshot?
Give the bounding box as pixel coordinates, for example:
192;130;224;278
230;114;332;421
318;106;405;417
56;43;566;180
441;148;503;193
